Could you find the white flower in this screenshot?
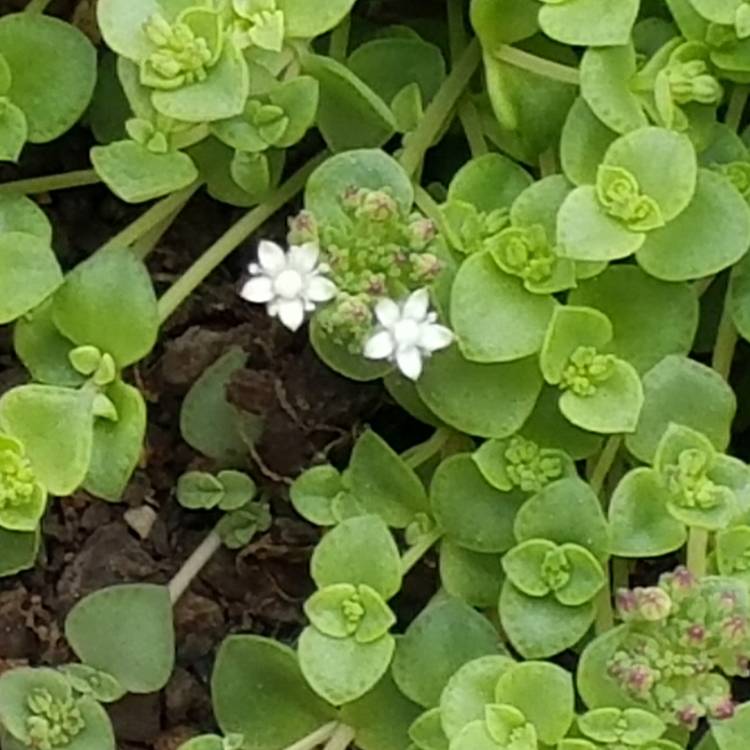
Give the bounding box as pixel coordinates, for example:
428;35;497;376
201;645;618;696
240;240;337;331
364;289;454;381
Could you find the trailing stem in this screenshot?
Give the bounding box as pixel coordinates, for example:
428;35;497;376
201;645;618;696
401;528;443;576
589;436;622;498
712;285;738;380
726;84;749;131
168;527;223;605
687;527;709;578
323;725;356;750
492;45;581;86
283;722;340;750
0;168;100;194
403;427;451;470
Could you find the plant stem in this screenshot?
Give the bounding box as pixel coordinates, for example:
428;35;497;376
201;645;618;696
168;528;223;605
132;205;183;260
539;148;558;177
401;527;443;575
712;286;738;380
726;84;749;131
589;436;622;497
157;153;326;324
612;557;631;591
687;527;709;578
0;168;100;195
323;725;356;750
493;45;580;86
402;427;450;470
399;40;481;177
98;183;199;257
459;98;489;158
328;15;351;61
414;184;463;251
25;0;52;13
283;723;340;750
595;575;615;634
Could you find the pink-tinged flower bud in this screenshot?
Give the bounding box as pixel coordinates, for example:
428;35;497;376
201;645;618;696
721;615;747;643
409;217;437;248
737;655;750;676
676;705;700;729
287;211;318;245
412;253;443;282
636;587;673;621
626;665;654;696
670;566;697;591
342;186;364;210
710;699;736;720
686;624;706;644
616;589;639;618
718;592;739;612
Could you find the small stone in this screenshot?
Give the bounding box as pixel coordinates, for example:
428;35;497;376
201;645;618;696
123;505;158;540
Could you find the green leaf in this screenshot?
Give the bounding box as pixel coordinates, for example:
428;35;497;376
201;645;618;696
440;654;516;740
231;151;271;196
217;470;256;511
449;720;502;750
212;635;336;750
91;140;199;203
561;97;618;186
439;541;504;608
568;265;699;373
448;153;533;214
0;527;40;577
52;247;158;367
177;471;225;510
637;169;750;281
65;584;174;694
502;539;556;597
344;430;429;527
0;99;27;161
180;347;262;464
290;465;342;526
557;544;606;606
577;625;637;710
609;468;687;556
0;385;93;496
711;701;750;750
559;358;644;434
298;627;395;706
625;355;736;463
494;661;575;744
431;454;525;553
392;595;503;708
301;53;396;152
0;14;96;143
310;515;402;599
417;348;543;438
385;373;443;427
84;380;147;502
0;193;52;242
539;0;639;46
268;75;319;147
409;709;449;750
716;525;750;583
277;0;357;38
341;672;422;750
452;253;556;362
0;232;62;324
470;0;539;46
730;250;750;341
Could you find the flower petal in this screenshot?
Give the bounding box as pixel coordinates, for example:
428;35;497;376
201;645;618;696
364;330;395;360
257;240;287;275
307;275;337;302
403;288;430;321
375;298;400;328
276;299;306;331
240;276;274;303
419;323;454;353
289;242;320;273
396;346;424;381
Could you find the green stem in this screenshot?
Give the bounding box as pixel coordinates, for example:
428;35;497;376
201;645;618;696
157;153;326;324
323;725;355;750
459;97;489;158
328;15;351;61
493;45;580;86
283;723;340;750
726;84;749;131
539;148;558;177
589;436;622;497
687;527;709;578
612;558;631;592
25;0;52;12
132;205;182;260
0;168;100;195
402;427;451;470
595;574;615;635
712;285;738;380
401;527;443;576
414;184;463;251
399;39;481;177
98;183;199;257
447;0;468;60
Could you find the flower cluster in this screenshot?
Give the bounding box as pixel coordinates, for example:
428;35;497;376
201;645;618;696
560;346;617;397
26;689;85;750
503;436;564;493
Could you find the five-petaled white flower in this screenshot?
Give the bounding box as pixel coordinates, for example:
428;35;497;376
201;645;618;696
364;289;454;381
240;240;337;331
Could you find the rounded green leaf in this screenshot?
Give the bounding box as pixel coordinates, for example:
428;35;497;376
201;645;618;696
278;0;356;38
716;525;750;581
58;664;126;704
561;97;618;186
301;53;396;152
577;626;637;710
217;470;256;511
440;655;516;741
514;477;610;561
409;708;449;750
580;44;647;134
0;193;51;242
557;544;606;606
417;348;543;438
637;169;750;281
0;385;93;496
431;454;525;553
711;700;750;750
65;584;174;694
568;265;699;373
345;429;429;527
212;635;336;750
0;231;62;324
298;627;395;706
603;127;697;222
0;527;40;577
556;185;644;262
385;373;443;427
559;358;644;434
439;541;504;608
311;515;402;599
449;720;502;750
448;153;533;214
730;250;750;341
609;467;687;556
539;0;639;46
494;661;575;743
625;355;736;463
84;380;147;502
0;481;45;533
91;140;199;203
52;246;158;367
0;14;96;142
392;596;503;708
502;539;556;598
470;0;539;46
177;471;224;510
0;100;27;162
290;465;342;526
510;174;572;238
452;253;556;363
